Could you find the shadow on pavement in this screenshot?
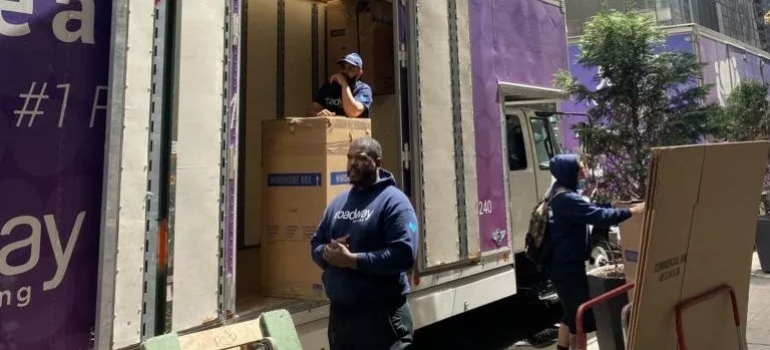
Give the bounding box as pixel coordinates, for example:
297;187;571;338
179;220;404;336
412;295;563;350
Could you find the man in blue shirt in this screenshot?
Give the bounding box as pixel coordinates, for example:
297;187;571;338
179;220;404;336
310;137;417;350
308;53;374;118
547;154;645;350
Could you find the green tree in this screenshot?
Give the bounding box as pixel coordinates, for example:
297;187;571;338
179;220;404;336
717;81;770;214
555;9;719;201
717;81;770;142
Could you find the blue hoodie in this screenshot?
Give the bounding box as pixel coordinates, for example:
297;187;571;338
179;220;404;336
547;155;632;273
310;169;418;310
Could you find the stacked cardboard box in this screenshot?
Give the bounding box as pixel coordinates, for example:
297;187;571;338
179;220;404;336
627;141;769;349
617;201;644;301
260;117;371;300
326;0;395;95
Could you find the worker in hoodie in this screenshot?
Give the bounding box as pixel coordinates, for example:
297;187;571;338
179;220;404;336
310;136;418;350
547;154;645;350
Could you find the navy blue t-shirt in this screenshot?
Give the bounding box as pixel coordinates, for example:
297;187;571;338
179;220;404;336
314;81;373;118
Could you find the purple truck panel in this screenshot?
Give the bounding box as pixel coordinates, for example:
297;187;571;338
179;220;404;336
559;32;695;153
0;0;111;348
698;34;768;105
469;0;568;251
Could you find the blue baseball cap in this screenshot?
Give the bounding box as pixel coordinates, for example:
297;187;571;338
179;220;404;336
337;53;363;68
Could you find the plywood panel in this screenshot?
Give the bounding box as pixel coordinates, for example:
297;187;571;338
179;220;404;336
172;0;225;331
284;1;313;117
111;0;155;346
415;2;460;266
456;0;479;258
244;0;278;247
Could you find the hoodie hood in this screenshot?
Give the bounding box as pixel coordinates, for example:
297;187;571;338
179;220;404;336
376;168;397;186
354;168;397;192
549;154;580;191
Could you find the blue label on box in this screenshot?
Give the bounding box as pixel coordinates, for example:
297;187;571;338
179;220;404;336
267;173;323;187
330;171;350;185
625;249;639;263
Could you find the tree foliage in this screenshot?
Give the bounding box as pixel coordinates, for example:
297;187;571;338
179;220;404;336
716;81;770;214
555;9;719;201
717;81;770;142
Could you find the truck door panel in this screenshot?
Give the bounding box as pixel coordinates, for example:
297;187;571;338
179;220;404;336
411;1;460;268
407;0;479;269
529;116;558;198
505;111;539;254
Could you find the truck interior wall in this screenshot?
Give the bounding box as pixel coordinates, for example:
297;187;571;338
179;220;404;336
238;0;400;313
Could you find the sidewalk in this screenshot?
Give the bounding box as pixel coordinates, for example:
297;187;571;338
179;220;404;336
747;252;770;349
584;252;770;350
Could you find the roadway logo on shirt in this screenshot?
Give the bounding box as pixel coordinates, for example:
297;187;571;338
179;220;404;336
333;208;373;223
325;97;342;107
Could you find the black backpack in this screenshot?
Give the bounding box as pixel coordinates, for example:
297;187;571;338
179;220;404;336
524;186;570;265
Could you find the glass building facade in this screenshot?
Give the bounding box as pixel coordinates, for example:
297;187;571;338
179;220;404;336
566;0;767;51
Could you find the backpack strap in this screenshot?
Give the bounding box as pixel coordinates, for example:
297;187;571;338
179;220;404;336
547;185;572;202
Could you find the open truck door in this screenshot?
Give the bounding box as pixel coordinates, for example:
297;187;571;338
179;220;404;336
404;0;484;271
97;0;229;347
502;109;540;255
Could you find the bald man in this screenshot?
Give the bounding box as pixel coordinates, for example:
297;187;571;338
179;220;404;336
310;137;418;350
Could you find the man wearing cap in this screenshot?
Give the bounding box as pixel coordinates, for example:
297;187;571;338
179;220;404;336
307;53;373;118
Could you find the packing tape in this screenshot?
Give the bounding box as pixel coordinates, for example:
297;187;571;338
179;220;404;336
262;140;355;157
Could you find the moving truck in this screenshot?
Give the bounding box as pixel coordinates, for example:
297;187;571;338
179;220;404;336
0;0;570;349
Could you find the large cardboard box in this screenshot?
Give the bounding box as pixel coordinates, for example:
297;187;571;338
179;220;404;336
260;117;371;300
326;0;394;95
627;142;770;350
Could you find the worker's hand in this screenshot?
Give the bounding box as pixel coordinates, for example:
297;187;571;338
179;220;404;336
630;202;646;215
330;73;349;87
324;236;356;269
315;109;334;116
330;235;349;247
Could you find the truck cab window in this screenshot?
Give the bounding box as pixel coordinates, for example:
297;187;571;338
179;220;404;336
530;118;555;170
506;115;528;171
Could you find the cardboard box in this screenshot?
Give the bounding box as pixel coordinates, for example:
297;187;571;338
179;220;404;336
617;201;644;301
358;1;395;94
260;117;372;300
326;0;359;75
326;0;395;95
627;142;770;350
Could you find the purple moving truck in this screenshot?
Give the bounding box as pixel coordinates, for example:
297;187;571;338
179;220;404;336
3;0;573;348
0;0;111;348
